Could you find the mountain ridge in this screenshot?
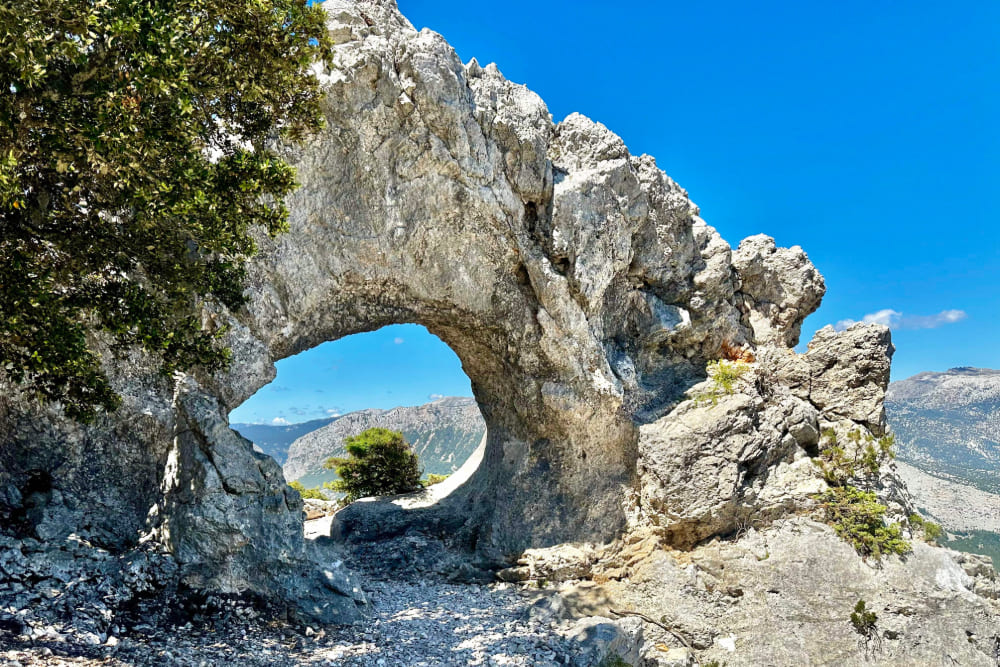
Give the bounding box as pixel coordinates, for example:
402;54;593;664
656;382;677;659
886;366;1000;494
282;396;486;486
231;416;339;464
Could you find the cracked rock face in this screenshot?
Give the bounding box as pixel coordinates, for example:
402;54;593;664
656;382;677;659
0;0;899;619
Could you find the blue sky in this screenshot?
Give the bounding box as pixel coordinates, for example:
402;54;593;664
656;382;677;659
229;324;472;424
232;0;998;424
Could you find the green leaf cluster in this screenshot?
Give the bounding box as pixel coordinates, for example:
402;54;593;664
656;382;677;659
908;513;943;543
815;486;911;560
288;479;326;500
0;0;332;421
422;472;449;487
323;428;423;503
850;599;877;634
814;429;896;485
694;359;751;406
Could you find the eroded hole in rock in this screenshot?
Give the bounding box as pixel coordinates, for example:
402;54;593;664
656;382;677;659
228;324;486;533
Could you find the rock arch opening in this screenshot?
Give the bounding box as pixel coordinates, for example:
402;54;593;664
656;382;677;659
228;324;487;507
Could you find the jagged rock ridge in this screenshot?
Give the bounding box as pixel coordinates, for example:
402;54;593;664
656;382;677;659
283;396;486;484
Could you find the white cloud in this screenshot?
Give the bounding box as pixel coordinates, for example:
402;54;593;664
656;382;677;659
393;337;405;345
834;309;967;332
428;393;445;401
325;408;341;417
271;417;290;425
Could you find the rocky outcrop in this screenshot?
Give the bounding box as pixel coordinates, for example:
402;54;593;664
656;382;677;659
595;517;1000;666
283;396;486;483
732;234;825;348
2;3;996;655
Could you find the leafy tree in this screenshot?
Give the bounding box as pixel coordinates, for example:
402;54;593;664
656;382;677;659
0;0;332;421
323;428;422;503
288;480;326;500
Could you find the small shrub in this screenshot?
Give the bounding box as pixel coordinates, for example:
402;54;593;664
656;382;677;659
859;433;896;476
288;480;326;500
850;599;877;633
695;359;751;406
850;599;881;654
813;443;856;486
815;486;910;560
909;513;943;543
323;428;422;503
923;520;944;542
597;655;630;667
814;429;895;484
422;473;450;487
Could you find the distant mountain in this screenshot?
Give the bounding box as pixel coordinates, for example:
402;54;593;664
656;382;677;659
886;367;1000;494
283;396;486;488
886;367;1000;564
231;417;338;464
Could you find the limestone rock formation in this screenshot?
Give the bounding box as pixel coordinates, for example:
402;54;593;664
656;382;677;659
1;3;997;661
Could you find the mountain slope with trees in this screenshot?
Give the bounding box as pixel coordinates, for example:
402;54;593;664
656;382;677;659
283;397;485;488
886;367;1000;494
231;417;338;464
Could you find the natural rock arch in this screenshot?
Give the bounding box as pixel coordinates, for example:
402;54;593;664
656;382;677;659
162;0;831;587
0;0;831;620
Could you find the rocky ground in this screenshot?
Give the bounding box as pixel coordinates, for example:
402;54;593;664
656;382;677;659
5;515;999;666
0;523;643;667
0;580;608;667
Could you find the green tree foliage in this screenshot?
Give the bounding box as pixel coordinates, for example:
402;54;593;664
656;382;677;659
850;599;881;654
814;429;896;485
908;513;943;543
815;486;911;560
694;359;751;406
422;472;449;487
323;428;422;503
288;480;326;500
0;0;332;421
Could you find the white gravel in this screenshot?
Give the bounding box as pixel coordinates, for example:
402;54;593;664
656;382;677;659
316;581;576;666
0;580;585;666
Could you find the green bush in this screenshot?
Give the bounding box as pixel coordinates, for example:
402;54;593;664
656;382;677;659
288;480;326;500
815;429;895;484
909;513;943;543
695;359;751;406
850;599;881;654
422;473;450;487
850;598;877;633
323;428;422;503
815;486;910;560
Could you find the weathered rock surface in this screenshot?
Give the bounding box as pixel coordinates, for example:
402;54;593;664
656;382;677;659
595;518;1000;666
2;0;824;603
1;2;998;663
731;234;826;348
